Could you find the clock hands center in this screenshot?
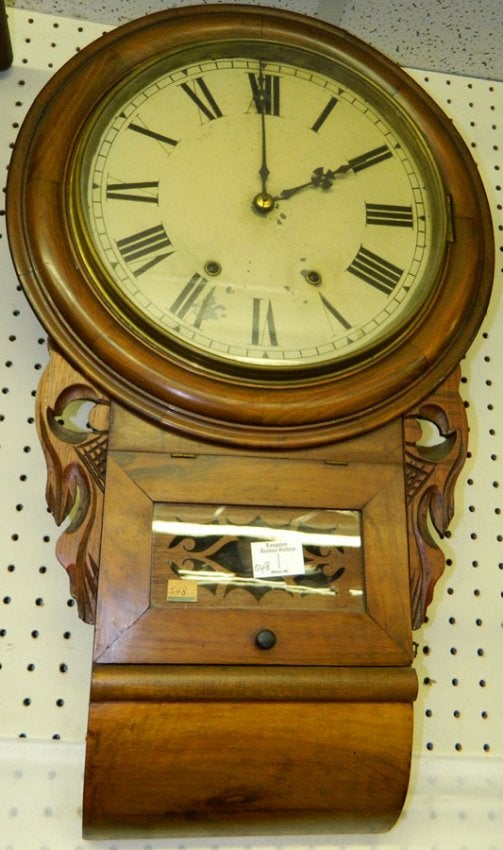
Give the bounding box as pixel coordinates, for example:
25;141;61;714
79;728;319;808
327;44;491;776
273;163;352;202
252;163;352;214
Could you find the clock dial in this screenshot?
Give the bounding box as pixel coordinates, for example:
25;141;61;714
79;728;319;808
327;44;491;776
73;47;447;374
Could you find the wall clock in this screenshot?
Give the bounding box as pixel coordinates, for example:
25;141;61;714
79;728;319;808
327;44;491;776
6;3;493;838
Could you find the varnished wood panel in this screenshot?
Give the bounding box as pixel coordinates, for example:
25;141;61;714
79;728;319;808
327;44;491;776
83;697;414;837
107;450;399;507
109;404;405;463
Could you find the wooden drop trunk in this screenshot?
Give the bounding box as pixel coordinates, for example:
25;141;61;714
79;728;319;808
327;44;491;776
83;666;417;837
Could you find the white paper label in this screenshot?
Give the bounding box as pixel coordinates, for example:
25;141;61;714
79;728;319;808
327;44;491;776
251;539;305;579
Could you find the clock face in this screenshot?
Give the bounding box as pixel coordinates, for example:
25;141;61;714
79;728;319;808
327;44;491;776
72;42;447;375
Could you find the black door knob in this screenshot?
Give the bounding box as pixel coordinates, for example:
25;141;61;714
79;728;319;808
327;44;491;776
254;628;277;650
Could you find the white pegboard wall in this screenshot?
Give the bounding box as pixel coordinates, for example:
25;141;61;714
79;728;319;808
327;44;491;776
1;10;106;746
406;68;503;763
0;7;502;850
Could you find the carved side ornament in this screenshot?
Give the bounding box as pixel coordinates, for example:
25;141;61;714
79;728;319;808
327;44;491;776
36;344;110;624
404;368;468;629
35;344;467;631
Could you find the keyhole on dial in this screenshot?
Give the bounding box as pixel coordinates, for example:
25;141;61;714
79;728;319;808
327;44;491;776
205;260;222;276
303;269;322;286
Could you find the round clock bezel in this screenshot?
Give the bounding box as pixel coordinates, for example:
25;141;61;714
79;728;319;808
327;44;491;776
7;5;493;447
68;39;449;382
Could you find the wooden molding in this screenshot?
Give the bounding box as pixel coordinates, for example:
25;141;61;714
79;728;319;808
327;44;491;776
90;664;418;703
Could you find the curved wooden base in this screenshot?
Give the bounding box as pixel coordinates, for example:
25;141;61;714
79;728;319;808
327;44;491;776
83;665;417;838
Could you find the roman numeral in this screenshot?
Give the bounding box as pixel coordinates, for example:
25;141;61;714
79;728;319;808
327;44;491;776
365;203;414;227
349;145;392;173
170;273;214;328
311;96;338;132
116;224;174;276
248;72;281;116
127;121;178;147
180;77;223;121
251;298;278;346
319;293;351;330
348;246;403;294
106;180;159;203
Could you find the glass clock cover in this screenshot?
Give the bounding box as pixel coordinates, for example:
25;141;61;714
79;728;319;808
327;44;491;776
73;46;447;374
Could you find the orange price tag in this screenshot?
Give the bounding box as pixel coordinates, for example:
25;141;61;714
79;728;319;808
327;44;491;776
166;579;198;603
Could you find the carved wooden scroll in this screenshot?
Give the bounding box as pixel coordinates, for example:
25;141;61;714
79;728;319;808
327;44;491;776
404;368;468;629
36;344;110;624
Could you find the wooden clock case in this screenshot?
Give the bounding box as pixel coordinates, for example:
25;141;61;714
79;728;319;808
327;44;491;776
6;5;493;838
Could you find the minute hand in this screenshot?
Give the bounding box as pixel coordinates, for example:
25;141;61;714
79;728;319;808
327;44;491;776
274;163;351;201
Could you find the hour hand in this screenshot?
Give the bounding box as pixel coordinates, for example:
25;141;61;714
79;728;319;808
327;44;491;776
274;164;351;201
